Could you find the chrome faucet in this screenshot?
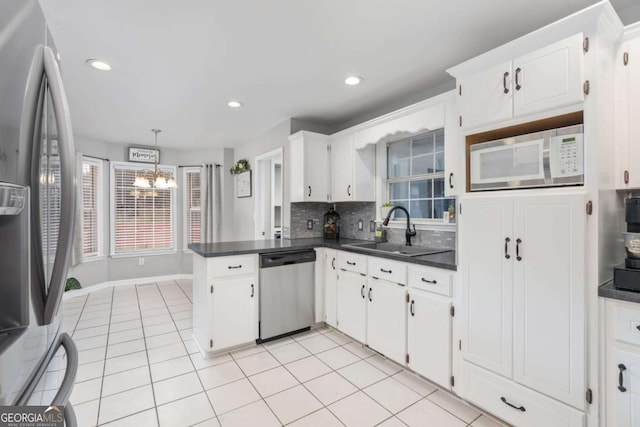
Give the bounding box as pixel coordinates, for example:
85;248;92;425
382;205;417;246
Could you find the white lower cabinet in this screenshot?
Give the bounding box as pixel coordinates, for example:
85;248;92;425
366;277;407;365
324;249;338;328
461;362;584;427
336;269;367;343
604;298;640;427
193;254;258;354
211;276;257;351
407;290;451;389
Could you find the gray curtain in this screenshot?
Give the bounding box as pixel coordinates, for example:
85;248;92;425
71;152;84;265
201;164;221;243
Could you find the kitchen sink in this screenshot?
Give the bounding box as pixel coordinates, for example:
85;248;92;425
343;242;451;257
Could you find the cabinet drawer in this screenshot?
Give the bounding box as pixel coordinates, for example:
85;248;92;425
368;257;407;285
463;362;584;427
613;302;640;347
209;255;256;278
337;251;367;275
408;265;452;297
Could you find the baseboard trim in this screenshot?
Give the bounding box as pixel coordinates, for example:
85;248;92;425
62;274;193;300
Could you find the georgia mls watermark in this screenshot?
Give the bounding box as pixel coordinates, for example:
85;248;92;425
0;406;64;427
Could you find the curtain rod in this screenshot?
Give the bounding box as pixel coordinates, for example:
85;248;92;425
178;164;221;168
83;155;110;162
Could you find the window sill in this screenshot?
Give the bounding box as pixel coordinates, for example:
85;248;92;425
383;219;456;232
110;250;178;259
80;255;105;263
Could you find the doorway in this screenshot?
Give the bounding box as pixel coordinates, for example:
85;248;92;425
255;147;283;240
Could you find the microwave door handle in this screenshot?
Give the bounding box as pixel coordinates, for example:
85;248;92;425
18;45;48;324
42;45;76;325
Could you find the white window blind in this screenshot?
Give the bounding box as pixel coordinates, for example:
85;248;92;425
111;162;176;255
387;128;456;221
40;157;61;264
183;167;201;249
82;158;101;257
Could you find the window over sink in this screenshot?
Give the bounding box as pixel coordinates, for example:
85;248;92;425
387;128;455;221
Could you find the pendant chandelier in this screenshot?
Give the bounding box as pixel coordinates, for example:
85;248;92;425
133;129;177;189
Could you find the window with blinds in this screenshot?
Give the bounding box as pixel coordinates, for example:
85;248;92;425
387;128;456;221
183;167;201;249
82;159;101;257
111;162;176;255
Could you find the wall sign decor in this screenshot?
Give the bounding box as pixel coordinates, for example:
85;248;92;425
237;170;252;198
129;147;160;164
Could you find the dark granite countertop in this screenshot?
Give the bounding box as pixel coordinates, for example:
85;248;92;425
189;238;457;271
599;280;640;304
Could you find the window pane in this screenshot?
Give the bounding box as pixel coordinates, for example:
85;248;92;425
388;200;408;219
412;134;434;156
435;130;444;152
410;200;432;219
389;182;409;200
409;179;431;199
388;140;410;178
434;198;456;220
412;154;434;175
435;151;444;173
434;178;445;198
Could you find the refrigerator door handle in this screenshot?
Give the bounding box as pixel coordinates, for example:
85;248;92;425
64;402;77;427
41;45;76;325
51;333;78;408
18;45;48;324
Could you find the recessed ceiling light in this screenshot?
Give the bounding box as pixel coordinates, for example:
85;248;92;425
86;59;112;71
227;100;243;108
344;75;363;86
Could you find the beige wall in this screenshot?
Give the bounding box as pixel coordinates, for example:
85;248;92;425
68;134;232;287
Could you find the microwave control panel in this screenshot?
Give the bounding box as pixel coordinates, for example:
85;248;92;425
549;133;583;178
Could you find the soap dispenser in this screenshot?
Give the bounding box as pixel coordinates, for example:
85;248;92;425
374;223;388;243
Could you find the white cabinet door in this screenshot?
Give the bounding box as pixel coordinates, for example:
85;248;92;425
336;269;367;343
617;36;640;189
459;196;514;377
512;193;585;409
444;91;459;197
290;131;329;202
459;61;513;130
331;134;353;202
407;290;451;389
211;276;256;351
366;278;407;364
513;33;584;118
324;249;338;328
613;349;640;427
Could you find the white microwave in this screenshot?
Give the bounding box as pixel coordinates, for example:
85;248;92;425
470;125;584;191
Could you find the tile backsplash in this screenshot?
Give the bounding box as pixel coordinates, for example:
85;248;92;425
289;202;456;250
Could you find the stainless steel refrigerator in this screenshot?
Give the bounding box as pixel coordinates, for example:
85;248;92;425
0;0;78;424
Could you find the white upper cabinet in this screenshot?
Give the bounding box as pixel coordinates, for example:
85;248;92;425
616;29;640;189
456;33;585;131
512;33;584;117
290;131;330;202
459;61;513;131
330;133;375;202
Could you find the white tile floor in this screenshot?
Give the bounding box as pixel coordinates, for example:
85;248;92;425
58;280;510;427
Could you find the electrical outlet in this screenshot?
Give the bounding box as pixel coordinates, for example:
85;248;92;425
138;257;145;266
307;220;313;230
358;219;363;231
369;221;376;232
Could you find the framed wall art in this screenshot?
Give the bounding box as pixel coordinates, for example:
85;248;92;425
237;170;252;198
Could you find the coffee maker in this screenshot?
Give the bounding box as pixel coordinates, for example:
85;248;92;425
614;197;640;291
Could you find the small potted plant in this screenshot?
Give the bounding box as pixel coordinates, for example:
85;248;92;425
381;202;394;220
230;159;250;175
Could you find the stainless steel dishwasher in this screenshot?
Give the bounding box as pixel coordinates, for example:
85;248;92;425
258;250;316;342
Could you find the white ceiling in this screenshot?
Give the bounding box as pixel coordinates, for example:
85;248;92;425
39;0;637;149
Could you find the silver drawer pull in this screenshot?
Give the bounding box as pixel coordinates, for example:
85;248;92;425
421;277;437;284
